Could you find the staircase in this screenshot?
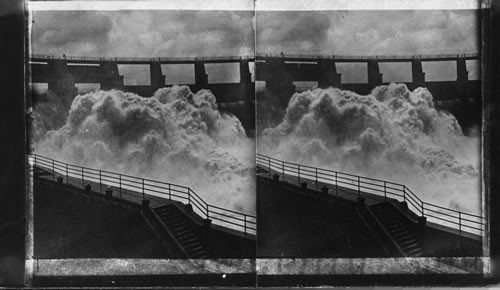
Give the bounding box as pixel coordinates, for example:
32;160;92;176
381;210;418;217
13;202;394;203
154;204;209;259
369;202;423;257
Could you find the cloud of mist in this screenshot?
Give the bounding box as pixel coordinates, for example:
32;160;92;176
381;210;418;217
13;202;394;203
257;84;480;215
34;86;255;214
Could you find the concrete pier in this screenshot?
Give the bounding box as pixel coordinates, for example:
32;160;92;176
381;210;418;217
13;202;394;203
317;59;341;88
367;59;383;87
150;62;165;91
411;59;425;87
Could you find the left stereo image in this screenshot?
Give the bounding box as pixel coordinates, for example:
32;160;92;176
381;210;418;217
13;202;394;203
27;6;256;287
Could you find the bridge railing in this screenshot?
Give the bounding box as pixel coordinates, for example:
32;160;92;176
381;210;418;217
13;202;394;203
30;154;256;236
256;154;485;236
30;53;479;63
255;52;479;60
29;54;255;63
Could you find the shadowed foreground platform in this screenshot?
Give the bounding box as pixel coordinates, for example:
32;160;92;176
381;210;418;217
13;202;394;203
34;179;166;258
257;176;387;258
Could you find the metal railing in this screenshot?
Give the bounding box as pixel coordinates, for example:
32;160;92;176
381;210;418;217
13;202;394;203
29;53;479;64
256;154;485;236
255;52;479;61
29;54;255;63
30;154;256;236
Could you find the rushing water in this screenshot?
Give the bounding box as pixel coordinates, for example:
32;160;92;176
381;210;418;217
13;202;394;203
34;85;256;215
257;83;480;215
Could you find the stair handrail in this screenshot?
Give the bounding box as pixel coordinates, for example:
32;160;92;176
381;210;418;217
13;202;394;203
256;153;485;236
30;154;256;236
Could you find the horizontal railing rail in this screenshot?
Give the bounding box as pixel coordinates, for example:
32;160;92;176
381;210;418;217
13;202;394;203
29;54;255;63
29;53;479;64
256;154;485;237
255;52;479;61
256;52;480;60
30;154;256;236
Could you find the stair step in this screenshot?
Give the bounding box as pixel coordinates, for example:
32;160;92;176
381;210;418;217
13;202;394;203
180;238;198;245
177;233;196;241
162;215;183;223
189;249;208;256
380;218;402;225
154;205;171;211
377;212;400;219
386;223;405;231
406;248;423;256
377;213;400;220
174;227;192;235
393;235;413;244
172;226;189;233
169;222;187;230
167;220;185;226
185;244;204;251
390;232;411;240
406;246;422;253
183;240;202;248
401;243;420;252
395;235;416;243
178;232;196;239
160;209;180;214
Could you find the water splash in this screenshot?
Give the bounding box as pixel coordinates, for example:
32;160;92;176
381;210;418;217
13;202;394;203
35;85;255;214
258;83;480;214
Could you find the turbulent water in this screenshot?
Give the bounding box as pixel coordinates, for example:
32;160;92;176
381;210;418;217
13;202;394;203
34;85;255;214
257;83;481;215
34;82;481;216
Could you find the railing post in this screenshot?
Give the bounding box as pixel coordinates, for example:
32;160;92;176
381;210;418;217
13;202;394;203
458;212;462;250
188;188;191;205
403;186;406;202
65;164;68;184
297;164;301;183
421;202;424;216
142;179;145;200
282;161;285;182
384;181;387;200
244;215;247;235
206;204;209;219
119;175;122;198
315;168;318;187
34;154;37;166
335;171;338;195
357;176;361;197
168;183;171;200
99;170;102;193
81;167;84;186
52;160;55;180
268;157;271;177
